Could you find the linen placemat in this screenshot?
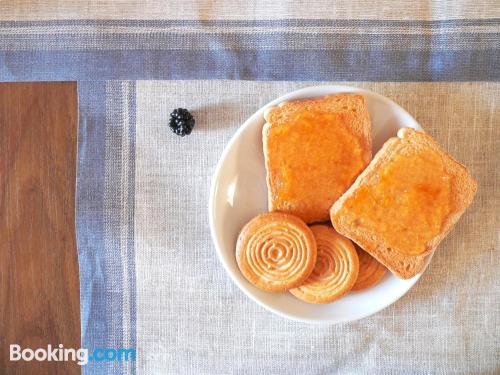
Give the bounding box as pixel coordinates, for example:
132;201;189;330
76;80;499;374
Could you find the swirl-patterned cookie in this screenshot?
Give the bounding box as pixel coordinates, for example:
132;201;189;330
351;246;386;291
236;212;317;292
290;225;359;304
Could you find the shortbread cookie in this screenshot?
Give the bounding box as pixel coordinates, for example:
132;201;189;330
351;246;386;291
236;212;317;292
290;225;359;304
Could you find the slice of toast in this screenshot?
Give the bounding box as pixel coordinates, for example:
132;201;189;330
330;128;477;279
263;94;371;223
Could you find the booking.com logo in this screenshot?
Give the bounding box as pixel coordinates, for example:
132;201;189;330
10;344;136;366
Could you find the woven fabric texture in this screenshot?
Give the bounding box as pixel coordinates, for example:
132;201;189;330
0;1;498;374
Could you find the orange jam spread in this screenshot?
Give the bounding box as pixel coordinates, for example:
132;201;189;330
268;110;366;221
341;147;453;256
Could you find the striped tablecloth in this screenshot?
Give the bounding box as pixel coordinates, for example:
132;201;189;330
1;1;499;374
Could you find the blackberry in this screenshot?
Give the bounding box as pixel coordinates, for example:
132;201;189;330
169;108;195;137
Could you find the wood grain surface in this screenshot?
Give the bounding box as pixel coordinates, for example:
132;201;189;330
0;82;81;374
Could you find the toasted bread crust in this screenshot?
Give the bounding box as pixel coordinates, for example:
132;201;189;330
264;94;371;153
263;94;372;223
330;128;477;279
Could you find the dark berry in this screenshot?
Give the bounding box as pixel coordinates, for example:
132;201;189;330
169;108;195;137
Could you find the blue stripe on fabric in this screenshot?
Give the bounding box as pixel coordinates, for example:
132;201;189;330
76;81;109;367
0;18;498;81
127;82;137;375
102;81;124;374
1;18;499;27
2;49;499;81
1;32;498;51
102;81;137;375
77;81;137;375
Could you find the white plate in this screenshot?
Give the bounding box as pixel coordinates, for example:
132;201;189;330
209;85;429;324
